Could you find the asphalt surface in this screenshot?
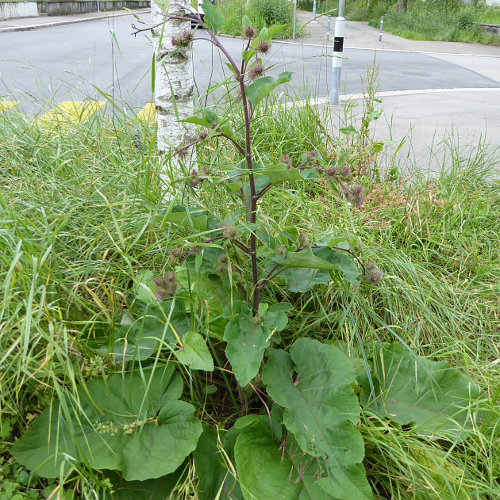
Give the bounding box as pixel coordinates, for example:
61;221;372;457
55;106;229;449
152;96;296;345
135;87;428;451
1;11;498;109
1;9;499;174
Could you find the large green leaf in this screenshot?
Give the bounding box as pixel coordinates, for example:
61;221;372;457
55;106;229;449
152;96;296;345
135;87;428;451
258;163;303;186
224;304;288;386
202;0;225;33
245;72;292;107
359;343;481;438
278;267;330;293
235;419;334;500
111;300;191;363
174;331;214;371
157;205;217;232
224;306;270;387
262;339;372;500
194;427;244;500
277;247;359;292
107;467;185;499
12;366;202;480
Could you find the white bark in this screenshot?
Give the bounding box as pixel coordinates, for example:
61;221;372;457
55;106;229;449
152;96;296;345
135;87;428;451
152;1;195;167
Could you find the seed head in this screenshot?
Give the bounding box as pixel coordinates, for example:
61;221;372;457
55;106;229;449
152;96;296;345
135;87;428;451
276;245;288;258
248;63;265;81
251;315;263;326
154;272;178;300
243;25;258;39
365;262;382;285
297;233;311;249
169;247;183;263
257;40;271;54
220;223;238;240
280;154;292;167
173;29;193;48
347;184;365;208
216;254;229;276
327;167;337;177
339;165;352;178
198;130;209;141
306;150;318;161
189;168;200;187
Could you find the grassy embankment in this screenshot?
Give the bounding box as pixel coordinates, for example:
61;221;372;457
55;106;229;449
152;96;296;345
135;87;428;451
0;86;499;498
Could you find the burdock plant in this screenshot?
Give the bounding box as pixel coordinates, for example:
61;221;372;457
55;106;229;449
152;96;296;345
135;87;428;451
10;5;482;500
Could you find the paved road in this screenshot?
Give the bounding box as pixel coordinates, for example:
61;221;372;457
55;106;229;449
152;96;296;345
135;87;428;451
1;11;499;175
1;14;498;113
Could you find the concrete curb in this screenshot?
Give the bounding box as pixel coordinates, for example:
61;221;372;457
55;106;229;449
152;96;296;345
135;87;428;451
0;8;150;33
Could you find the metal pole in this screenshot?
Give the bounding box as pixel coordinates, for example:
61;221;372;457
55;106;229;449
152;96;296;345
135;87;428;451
293;0;297;39
330;0;345;105
312;0;317;22
379;16;384;42
327;16;331;41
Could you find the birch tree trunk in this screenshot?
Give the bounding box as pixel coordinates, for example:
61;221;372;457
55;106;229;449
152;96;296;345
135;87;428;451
152;1;195;187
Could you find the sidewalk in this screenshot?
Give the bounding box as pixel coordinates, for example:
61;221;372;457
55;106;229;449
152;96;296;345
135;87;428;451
292;10;500;176
0;8;150;33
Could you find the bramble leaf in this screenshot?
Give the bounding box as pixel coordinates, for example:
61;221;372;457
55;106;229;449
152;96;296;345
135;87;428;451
359;343;481;439
12;366;202;480
262;338;372;499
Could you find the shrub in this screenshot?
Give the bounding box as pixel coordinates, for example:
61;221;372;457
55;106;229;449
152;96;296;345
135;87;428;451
219;0;296;38
248;0;293;27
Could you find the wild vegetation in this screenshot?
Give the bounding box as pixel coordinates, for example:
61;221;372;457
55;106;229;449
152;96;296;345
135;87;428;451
299;0;500;45
1;1;499;499
217;0;299;38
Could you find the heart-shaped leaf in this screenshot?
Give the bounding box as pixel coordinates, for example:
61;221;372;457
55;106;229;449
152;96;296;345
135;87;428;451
235;418;335;499
359;343;481;439
12;366;202;480
224;306;270;387
262;338;372;499
174;331;214;371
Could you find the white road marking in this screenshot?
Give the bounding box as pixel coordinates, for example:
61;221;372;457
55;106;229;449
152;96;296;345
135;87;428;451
292;87;500;107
